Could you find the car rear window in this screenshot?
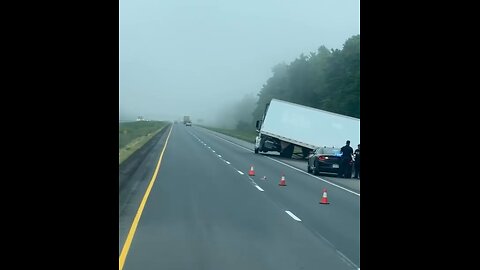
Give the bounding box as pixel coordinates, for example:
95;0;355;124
320;147;341;156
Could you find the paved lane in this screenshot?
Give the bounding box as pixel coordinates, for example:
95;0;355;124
120;123;359;269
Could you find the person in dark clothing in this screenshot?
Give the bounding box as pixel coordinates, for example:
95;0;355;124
354;144;360;179
339;140;353;178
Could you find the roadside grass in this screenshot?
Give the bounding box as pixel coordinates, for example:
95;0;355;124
199;125;257;143
119;121;168;164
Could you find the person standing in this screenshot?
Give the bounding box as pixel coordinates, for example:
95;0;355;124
354;144;360;179
339;140;353;178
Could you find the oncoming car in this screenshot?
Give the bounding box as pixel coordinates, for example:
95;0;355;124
307;147;352;176
185;121;192;126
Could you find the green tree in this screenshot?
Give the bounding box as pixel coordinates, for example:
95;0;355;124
252;35;360;121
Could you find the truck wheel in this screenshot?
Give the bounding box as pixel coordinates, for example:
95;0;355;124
302;147;310;158
280;144;294;158
254;148;259;154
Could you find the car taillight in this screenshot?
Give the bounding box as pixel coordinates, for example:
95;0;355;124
318;156;326;161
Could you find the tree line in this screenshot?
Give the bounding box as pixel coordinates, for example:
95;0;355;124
249;35;360;128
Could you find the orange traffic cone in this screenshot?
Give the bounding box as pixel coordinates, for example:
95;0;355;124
248;165;255;176
319;188;329;204
279;174;287;186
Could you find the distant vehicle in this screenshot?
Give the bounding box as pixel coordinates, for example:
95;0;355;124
254;99;360;158
183;116;191;125
185;121;192;126
307;147;353;176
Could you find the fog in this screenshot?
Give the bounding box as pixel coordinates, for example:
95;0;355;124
120;0;359;126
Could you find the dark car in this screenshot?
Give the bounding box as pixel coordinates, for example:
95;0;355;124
307;147;352;176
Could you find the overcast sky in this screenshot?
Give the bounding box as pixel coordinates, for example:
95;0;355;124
120;0;359;122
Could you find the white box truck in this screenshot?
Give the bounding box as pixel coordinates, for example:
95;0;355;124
254;99;360;158
183;116;191;125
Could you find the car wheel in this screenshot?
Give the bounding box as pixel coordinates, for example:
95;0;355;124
307;162;312;173
313;161;320;175
254;148;259;154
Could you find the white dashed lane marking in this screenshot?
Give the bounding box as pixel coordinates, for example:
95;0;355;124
285;211;302;221
255;185;264;192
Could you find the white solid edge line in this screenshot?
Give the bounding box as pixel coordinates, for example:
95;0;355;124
336;250;360;269
205;130;360;197
237;170;244;175
265;156;360;196
255;185;264;192
285;210;302;221
208;132;252;151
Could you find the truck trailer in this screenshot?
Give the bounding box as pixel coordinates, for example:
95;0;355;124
254;99;360;158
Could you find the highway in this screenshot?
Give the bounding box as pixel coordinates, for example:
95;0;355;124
119;123;360;270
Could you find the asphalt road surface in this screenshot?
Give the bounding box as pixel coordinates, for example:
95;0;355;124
119;123;360;270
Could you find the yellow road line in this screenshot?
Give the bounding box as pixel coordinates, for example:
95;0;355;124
119;124;173;270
